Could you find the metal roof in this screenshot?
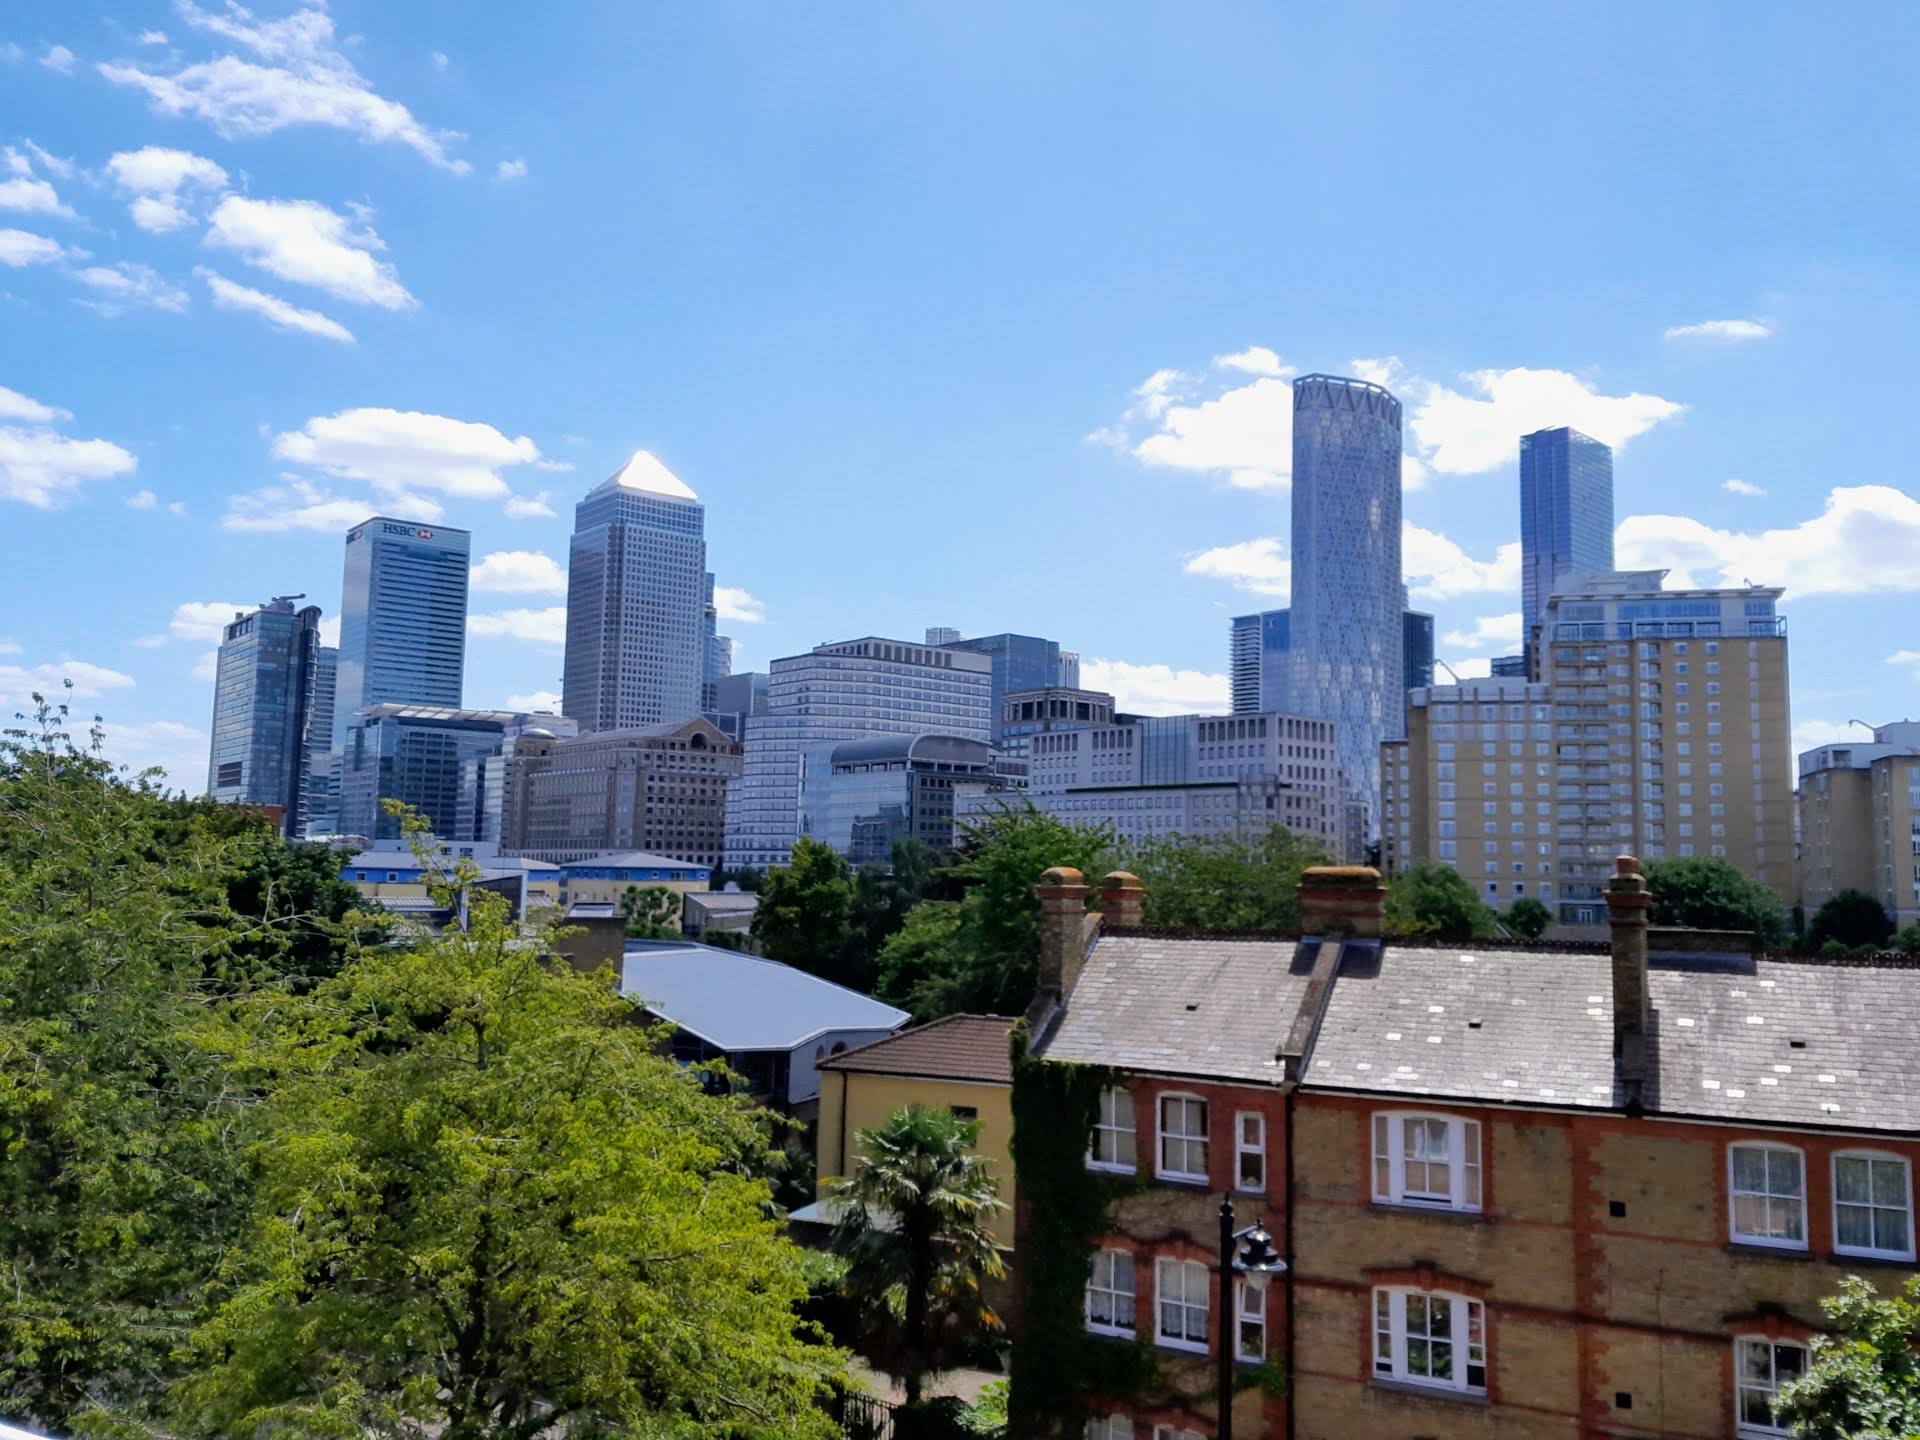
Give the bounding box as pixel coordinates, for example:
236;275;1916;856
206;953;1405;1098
830;732;993;768
620;942;909;1052
559;851;707;871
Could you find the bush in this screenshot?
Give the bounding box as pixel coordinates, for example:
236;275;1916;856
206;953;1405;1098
1643;856;1790;946
1808;889;1895;951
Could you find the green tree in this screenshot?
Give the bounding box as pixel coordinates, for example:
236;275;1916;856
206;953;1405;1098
620;882;683;938
1505;896;1553;940
1644;856;1791;945
1771;1276;1920;1438
874;902;967;1013
832;1106;1006;1406
752;838;861;986
215;833;377;984
1895;925;1920;956
175;829;842;1440
1808;889;1895;952
1128;825;1332;931
1385;862;1496;941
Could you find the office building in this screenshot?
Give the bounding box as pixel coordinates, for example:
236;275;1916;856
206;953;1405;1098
1490;654;1530;679
1230;609;1290;715
1798;721;1920;930
562;451;707;733
997;686;1117;765
338;705;557;843
1520;426;1614;667
700;570;734;711
799;733;997;862
334;518;470;750
722;637;993;870
206;597;326;837
923;626;962;647
1402;610;1434;693
501;717;743;867
1385;571;1793;923
937;631;1077;741
1287;375;1405;836
708;669;769;743
302;645;340;836
1055;650;1081;689
457;713;583;847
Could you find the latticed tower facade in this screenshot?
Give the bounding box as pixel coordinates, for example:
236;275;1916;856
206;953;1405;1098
1289;374;1404;837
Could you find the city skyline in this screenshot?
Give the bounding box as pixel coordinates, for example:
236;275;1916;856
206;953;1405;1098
2;4;1918;793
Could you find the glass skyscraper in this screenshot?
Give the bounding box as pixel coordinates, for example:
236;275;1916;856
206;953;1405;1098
1520;426;1614;664
302;645;340;836
334;517;471;750
937;632;1073;742
206;597;326;837
1230;609;1290;714
563;452;707;732
1402;610;1435;693
1287;374;1405;836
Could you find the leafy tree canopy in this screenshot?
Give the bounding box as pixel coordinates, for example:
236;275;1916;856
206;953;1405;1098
1773;1276;1920;1439
1126;826;1332;931
1644;856;1791;945
620;883;683;939
1808;889;1895;951
752;837;861;987
1505;896;1553;940
1385;862;1497;941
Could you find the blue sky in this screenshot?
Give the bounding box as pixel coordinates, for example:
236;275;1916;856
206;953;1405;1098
2;1;1918;790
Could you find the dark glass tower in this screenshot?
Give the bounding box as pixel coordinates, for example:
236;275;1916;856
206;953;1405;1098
333;517;470;749
1230;609;1291;714
206;597;325;836
1520;427;1614;664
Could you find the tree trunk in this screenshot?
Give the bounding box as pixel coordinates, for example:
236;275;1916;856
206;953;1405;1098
905;1216;932;1406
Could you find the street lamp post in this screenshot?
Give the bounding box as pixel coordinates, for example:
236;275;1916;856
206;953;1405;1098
1216;1195;1288;1440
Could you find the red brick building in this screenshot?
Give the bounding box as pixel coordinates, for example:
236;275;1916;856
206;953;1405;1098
1014;862;1920;1439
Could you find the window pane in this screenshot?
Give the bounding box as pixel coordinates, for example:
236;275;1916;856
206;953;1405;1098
1836;1157;1871;1204
1872;1159;1905;1205
1733;1146;1767;1192
1876;1208;1907;1253
1838;1205;1874;1250
1739;1339;1772;1384
1769;1149;1802;1195
1775;1345;1805;1384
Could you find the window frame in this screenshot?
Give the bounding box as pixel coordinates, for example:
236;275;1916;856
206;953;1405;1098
1728;1141;1808;1251
1371;1110;1484;1213
1235;1277;1267;1363
1085;1416;1134;1440
1372;1286;1487;1395
1088;1085;1139;1174
1734;1335;1807;1437
1235;1111;1266;1194
1831;1150;1915;1261
1085;1248;1137;1338
1153;1257;1210;1354
1156;1092;1210;1185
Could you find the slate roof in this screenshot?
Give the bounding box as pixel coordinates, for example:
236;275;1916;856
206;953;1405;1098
821;1015;1016;1085
685;891;761;914
1037;933;1320;1085
619;941;910;1052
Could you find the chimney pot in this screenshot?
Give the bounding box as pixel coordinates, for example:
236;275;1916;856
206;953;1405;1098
1099;870;1145;928
1031;866;1096;1025
1298;865;1386;938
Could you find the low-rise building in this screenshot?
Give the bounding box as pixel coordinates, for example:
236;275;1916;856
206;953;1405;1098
1797;720;1920;929
555;850;712;912
681;888;759;941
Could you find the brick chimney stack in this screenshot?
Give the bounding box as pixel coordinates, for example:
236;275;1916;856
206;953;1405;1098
1029;867;1095;1026
1606;854;1653;1107
1298;866;1387;938
1099;870;1145;927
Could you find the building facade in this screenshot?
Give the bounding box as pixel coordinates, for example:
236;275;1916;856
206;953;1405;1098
302;644;340;836
997;686;1117;765
1797;720;1920;929
1288;374;1406;838
501;716;743;867
1520;425;1615;668
1403;609;1435;693
562;451;707;733
938;632;1077;741
334;517;470;750
722;637;992;870
338;705;550;842
799;732;996;862
707;669;769;742
1230;609;1290;715
206;597;326;836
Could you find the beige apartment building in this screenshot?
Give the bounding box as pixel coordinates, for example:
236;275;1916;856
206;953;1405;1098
501;716;742;867
1798;720;1920;928
1384;572;1793;924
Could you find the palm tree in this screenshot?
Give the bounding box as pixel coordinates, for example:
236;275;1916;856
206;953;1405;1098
832;1105;1007;1405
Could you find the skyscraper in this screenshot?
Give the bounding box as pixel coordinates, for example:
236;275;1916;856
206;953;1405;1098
1520;426;1614;665
936;632;1073;742
1402;610;1434;693
206;597;325;836
1229;609;1290;714
334;517;471;749
563;451;707;732
1287;374;1405;833
303;645;340;836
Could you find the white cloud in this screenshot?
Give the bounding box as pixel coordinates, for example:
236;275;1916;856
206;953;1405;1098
468;607;566;647
318;614;338;647
1405;367;1684;476
20;141;75;180
272;407;546;501
200;268;353;342
100;2;471;173
96;718;207;794
126;489;158;510
0;391;138;508
1133;374;1296;491
1183;537;1289;597
0;169;74;218
1616;485;1920;597
1722;477;1766;498
0;659;135;708
0;638;20;655
429;50;449;71
714;585;765;623
72;262;191;316
1442;612;1523;651
0;229;66;267
40;45;75;74
472;549;566;595
502;490;555;518
205;196;415;309
167;499;188;516
1402;524;1522;601
0;44;22;64
1885;650;1920;682
167;600;251;645
1792;718;1864;756
131;633;168;648
494;158;526;181
1439;657;1493;682
222;476;440;532
1665;318;1773;343
138;29;169;45
1214;345;1286;376
191;649;219;682
106;145;229;232
1079;658;1229;715
504;689;562;712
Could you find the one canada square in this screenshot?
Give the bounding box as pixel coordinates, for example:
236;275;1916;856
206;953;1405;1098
1287;374;1405;837
562;452;707;732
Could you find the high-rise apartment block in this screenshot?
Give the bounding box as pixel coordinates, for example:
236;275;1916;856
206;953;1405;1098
206;597;326;837
722;637;993;870
1287;375;1405;834
334;518;471;750
1520;425;1614;667
1384;572;1793;923
501;717;742;867
1797;721;1920;930
562;452;707;733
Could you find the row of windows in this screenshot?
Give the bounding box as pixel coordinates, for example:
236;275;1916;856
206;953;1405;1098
1089;1089;1265;1191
